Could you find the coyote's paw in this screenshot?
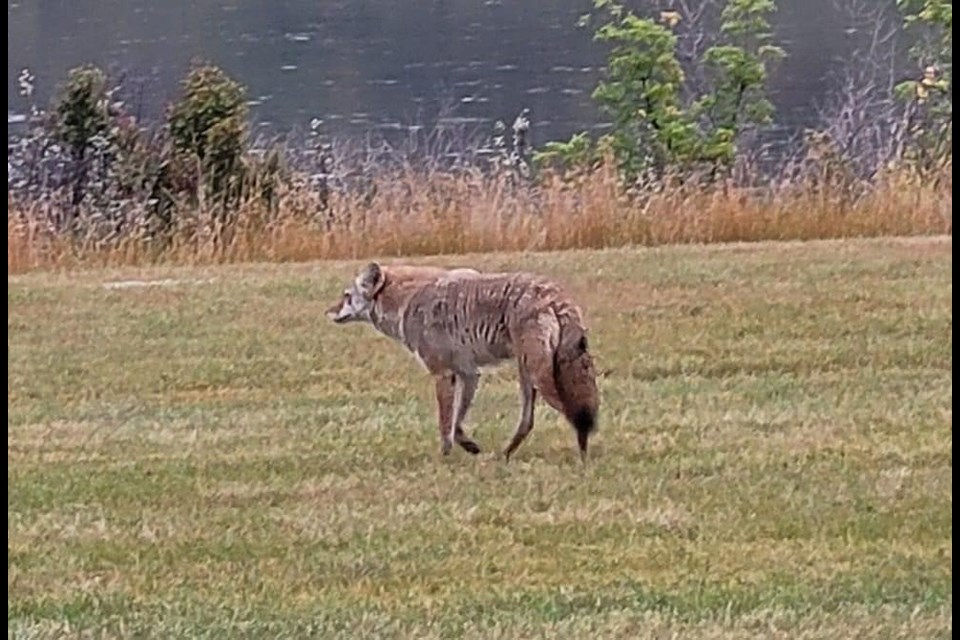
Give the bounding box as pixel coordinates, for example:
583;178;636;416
458;439;482;455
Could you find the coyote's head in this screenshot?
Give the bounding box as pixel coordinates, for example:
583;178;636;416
326;262;385;324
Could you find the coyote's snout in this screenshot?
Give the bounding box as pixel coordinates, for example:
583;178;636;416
326;262;600;461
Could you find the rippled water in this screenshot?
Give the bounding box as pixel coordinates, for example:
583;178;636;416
8;0;861;143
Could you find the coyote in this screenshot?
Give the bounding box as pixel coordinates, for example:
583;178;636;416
326;262;600;461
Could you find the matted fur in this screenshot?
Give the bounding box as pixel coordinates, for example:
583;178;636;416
327;262;600;461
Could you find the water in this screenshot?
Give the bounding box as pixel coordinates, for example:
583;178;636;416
8;0;870;144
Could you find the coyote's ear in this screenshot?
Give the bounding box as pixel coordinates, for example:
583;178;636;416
357;262;385;295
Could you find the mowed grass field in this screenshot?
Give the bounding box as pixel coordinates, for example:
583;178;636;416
7;236;952;638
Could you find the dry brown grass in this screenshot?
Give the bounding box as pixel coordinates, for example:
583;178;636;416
7;163;951;274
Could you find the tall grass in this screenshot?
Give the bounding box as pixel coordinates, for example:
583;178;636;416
7;158;951;274
9;58;951;274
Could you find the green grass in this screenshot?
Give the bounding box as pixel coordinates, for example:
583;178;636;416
7;236;952;639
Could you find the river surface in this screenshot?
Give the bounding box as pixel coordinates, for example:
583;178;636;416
8;0;877;144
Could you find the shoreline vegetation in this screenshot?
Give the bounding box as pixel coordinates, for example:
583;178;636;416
8;162;951;274
7;1;952;273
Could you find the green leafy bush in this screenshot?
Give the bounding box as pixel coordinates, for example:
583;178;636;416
894;0;952;177
537;0;784;184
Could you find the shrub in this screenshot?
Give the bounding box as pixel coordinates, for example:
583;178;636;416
167;62;250;207
537;0;784;184
894;0;952;178
51;65;113;162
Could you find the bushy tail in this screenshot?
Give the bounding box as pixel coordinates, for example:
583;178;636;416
553;315;600;459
